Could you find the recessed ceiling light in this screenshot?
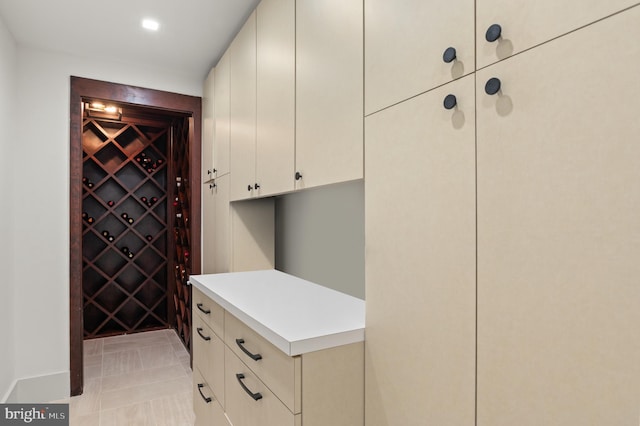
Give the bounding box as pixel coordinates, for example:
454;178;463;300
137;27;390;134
142;19;160;31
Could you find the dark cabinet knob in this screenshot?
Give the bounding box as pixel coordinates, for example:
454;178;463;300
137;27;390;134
254;183;260;190
213;168;217;174
209;183;216;189
207;169;212;175
443;94;457;110
443;47;457;63
295;171;303;181
247;185;252;191
485;24;502;42
485;78;502;95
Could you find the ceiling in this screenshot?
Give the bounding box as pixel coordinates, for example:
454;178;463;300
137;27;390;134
0;0;261;81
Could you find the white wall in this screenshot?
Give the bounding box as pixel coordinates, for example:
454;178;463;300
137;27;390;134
0;14;17;401
275;180;365;299
10;46;202;396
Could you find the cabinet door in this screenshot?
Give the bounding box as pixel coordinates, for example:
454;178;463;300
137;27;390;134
214;51;231;177
477;8;640;425
365;75;476;426
256;0;295;197
193;315;225;407
202;181;216;274
202;68;215;181
225;347;300;426
230;11;257;201
295;0;363;190
213;174;230;273
193;368;229;426
477;0;637;68
365;0;474;115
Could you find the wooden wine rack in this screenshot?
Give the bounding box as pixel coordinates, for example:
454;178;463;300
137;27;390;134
82;116;170;338
171;118;192;350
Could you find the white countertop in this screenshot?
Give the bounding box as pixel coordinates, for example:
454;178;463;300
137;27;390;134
189;270;365;356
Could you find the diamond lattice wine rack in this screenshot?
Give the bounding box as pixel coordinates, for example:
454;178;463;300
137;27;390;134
82;110;172;338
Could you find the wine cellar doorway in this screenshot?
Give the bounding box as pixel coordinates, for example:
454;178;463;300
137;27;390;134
70;77;202;396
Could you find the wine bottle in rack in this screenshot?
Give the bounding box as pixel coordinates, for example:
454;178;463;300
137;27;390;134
107;200;115;207
82;212;88;220
145;235;153;242
121;213;128;220
141;196;148;204
127;217;134;224
101;230;109;238
87;217;95;224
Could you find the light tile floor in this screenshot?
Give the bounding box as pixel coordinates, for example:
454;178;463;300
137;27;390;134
60;329;195;426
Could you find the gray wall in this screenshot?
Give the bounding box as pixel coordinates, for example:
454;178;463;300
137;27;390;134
0;13;16;401
275;180;365;299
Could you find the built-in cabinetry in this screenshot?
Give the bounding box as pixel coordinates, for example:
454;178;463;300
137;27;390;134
364;0;474;115
475;9;640;424
365;75;476;425
255;0;295;197
203;51;272;274
214;51;231;178
294;0;363;190
191;270;365;426
202;69;215;273
229;11;258;201
365;2;640;425
227;0;363;201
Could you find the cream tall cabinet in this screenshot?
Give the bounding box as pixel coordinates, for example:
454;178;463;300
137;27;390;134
229;11;258;201
214;51;230;178
256;0;295;197
202;69;216;273
295;0;363;190
365;3;640;426
365;76;476;425
476;9;640;425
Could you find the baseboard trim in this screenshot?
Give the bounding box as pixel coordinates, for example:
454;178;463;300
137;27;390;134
1;378;19;403
3;372;69;403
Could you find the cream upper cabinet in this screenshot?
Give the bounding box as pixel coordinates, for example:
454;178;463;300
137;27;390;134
476;0;637;68
295;0;363;190
214;51;230;177
365;75;476;426
229;11;257;201
365;0;474;115
256;0;295;197
202;68;215;181
476;7;640;425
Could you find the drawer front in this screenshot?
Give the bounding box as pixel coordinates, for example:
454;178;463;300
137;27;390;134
192;286;224;337
193;368;230;426
193;314;225;408
225;347;301;426
225;312;301;413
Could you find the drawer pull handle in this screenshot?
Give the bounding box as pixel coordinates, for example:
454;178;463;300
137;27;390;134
236;374;263;401
197;383;212;403
196;327;211;341
236;339;262;361
196;303;211;315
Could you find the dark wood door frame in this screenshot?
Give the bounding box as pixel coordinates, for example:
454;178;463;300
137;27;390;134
70;76;202;396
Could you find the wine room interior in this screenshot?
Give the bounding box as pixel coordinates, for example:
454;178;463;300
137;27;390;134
80;100;194;351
